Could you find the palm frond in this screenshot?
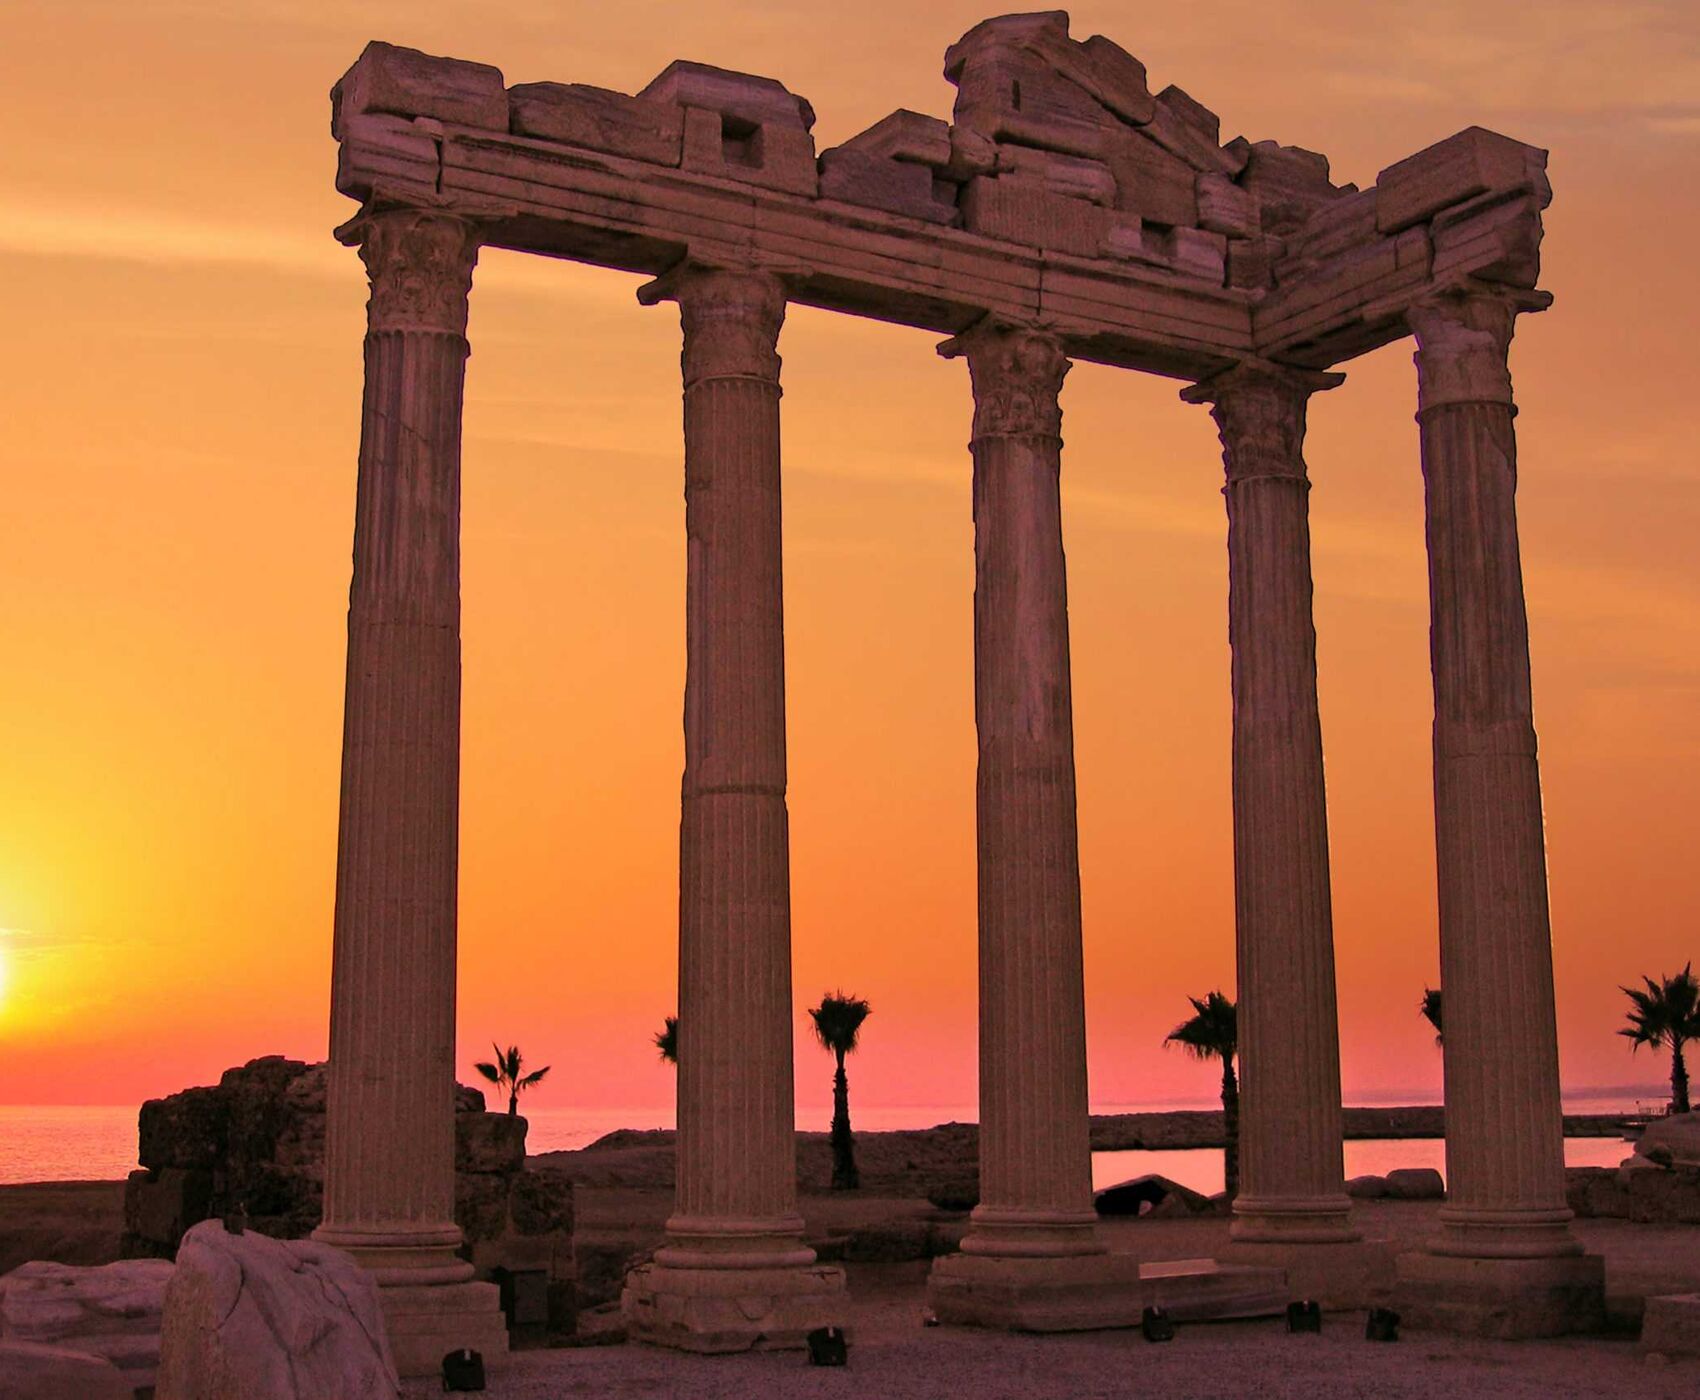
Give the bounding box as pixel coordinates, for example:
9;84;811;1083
809;992;872;1056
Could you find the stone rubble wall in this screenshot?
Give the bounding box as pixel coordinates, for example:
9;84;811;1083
120;1057;576;1334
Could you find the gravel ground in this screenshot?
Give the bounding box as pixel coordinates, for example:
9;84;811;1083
402;1259;1697;1400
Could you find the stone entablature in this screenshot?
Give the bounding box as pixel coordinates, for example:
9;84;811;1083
330;11;1548;379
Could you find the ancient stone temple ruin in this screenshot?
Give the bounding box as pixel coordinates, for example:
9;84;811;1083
319;10;1598;1369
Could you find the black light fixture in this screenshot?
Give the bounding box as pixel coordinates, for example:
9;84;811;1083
1365;1307;1400;1342
807;1325;848;1366
1286;1300;1322;1334
441;1348;486;1392
1141;1306;1175;1342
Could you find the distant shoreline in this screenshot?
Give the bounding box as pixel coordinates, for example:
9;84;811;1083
1086;1106;1634;1151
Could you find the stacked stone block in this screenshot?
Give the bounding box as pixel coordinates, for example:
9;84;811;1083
120;1057;575;1333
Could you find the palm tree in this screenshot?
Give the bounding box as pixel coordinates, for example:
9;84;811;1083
1164;991;1240;1197
1421;987;1443;1047
654;1016;679;1066
808;992;872;1190
1620;965;1700;1115
473;1042;551;1117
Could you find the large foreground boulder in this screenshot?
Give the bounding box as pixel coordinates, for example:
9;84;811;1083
156;1221;397;1400
0;1257;173;1391
1635;1112;1700;1168
1383;1167;1445;1200
0;1340;131;1400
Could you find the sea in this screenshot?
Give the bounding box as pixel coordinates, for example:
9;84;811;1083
0;1090;1657;1194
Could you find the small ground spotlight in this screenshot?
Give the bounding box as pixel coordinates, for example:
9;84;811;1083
1286;1300;1322;1334
1141;1306;1175;1342
441;1347;486;1392
1365;1307;1400;1342
807;1325;848;1366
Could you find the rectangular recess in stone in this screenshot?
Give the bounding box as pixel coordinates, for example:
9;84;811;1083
508;82;685;166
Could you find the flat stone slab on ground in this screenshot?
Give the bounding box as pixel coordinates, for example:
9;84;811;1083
0;1339;132;1400
0;1257;173;1390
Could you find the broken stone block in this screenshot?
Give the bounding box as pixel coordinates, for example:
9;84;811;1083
1163;226;1228;282
995;145;1116;205
818;149;956;222
1077;34;1156;125
1431;190;1544;287
961;175;1108;256
1107;134;1199;227
157;1224;397;1400
1241;140;1335;204
1226;237;1273;291
508;82;684;166
1375;125;1547;233
332;41;507;140
1197;172;1258;237
457;1112;527;1174
840;109;951;166
1643;1294;1700;1357
640;60;813;131
1157;84;1220;145
335;114;441;202
945;126;998;181
123;1168;213;1254
1383;1167;1446;1200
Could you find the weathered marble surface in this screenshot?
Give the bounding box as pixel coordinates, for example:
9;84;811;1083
157;1223;399;1400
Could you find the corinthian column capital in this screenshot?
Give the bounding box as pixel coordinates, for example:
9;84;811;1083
347;210;479;336
940;324;1070;441
1407;285;1550;415
640;265;786;386
1182;363;1343;485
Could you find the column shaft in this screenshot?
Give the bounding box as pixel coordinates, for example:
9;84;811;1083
1186;366;1356;1244
954;326;1099;1258
316;211;477;1285
658;269;811;1269
1412;290;1576;1260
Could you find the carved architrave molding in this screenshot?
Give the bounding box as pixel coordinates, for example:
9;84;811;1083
942;324;1070;441
1407;289;1530;415
354;210;479;336
1182;363;1343;486
644;267;787;388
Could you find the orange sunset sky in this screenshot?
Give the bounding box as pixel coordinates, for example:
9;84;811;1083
2;1;1696;1119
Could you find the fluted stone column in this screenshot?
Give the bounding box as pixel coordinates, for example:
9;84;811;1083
621;265;844;1351
1394;284;1602;1335
927;324;1139;1331
1181;365;1356;1246
314;208;505;1375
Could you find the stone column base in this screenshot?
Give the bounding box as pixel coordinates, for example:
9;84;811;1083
1230;1194;1359;1245
381;1280;508;1379
926;1252;1144;1331
1220;1238;1396;1310
1394;1251;1606;1338
621;1262;847;1353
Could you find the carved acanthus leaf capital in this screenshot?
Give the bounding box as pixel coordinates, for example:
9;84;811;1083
644;267;787;386
1182;363;1341;485
353;210;479;335
1407;289;1530;414
942;325;1070;440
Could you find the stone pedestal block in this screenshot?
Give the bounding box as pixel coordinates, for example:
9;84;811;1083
381;1280;508;1379
1221;1237;1397;1310
1393;1250;1605;1338
621;1262;847;1353
926;1253;1144;1332
1138;1259;1287;1321
1642;1293;1700;1357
